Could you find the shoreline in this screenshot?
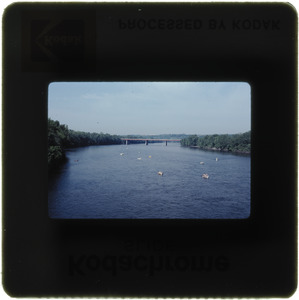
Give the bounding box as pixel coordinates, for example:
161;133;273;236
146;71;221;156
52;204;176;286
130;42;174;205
188;146;250;155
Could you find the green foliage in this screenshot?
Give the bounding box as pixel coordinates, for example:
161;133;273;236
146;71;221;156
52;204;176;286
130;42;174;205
181;131;251;153
66;130;121;147
48;119;70;148
48;145;65;166
48;118;122;169
180;135;199;147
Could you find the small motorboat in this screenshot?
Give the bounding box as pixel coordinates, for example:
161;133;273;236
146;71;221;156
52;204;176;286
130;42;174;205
202;173;209;179
200;162;204;165
216;158;218;161
120;153;124;156
137;157;142;160
158;171;163;176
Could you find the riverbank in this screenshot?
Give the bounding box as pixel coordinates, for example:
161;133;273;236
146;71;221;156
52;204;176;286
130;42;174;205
188;146;250;155
180;132;251;154
48;118;122;171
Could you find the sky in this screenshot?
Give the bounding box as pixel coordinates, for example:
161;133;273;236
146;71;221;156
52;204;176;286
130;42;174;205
48;82;251;135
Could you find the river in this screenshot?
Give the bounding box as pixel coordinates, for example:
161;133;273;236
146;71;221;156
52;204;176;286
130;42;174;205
48;143;250;219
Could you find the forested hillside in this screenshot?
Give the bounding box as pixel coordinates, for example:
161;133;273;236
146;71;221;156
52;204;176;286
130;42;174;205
180;131;251;154
48;119;122;169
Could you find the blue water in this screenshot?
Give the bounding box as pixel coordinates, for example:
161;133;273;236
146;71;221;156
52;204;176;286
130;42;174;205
48;143;250;219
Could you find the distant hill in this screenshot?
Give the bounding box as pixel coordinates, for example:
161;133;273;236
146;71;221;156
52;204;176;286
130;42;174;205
120;134;191;140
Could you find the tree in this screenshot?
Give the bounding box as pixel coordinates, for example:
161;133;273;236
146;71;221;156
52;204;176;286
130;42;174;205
48;118;122;169
181;131;251;153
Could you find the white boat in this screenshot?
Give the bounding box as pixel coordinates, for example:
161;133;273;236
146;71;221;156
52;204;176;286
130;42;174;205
158;171;163;176
202;173;209;179
200;162;204;165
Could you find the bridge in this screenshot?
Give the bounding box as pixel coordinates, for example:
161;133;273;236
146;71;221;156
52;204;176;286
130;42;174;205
121;138;181;146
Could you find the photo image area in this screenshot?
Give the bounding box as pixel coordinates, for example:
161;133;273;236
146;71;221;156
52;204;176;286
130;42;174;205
48;82;251;219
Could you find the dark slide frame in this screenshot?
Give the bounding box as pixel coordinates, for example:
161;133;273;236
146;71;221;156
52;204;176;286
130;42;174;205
2;2;297;298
